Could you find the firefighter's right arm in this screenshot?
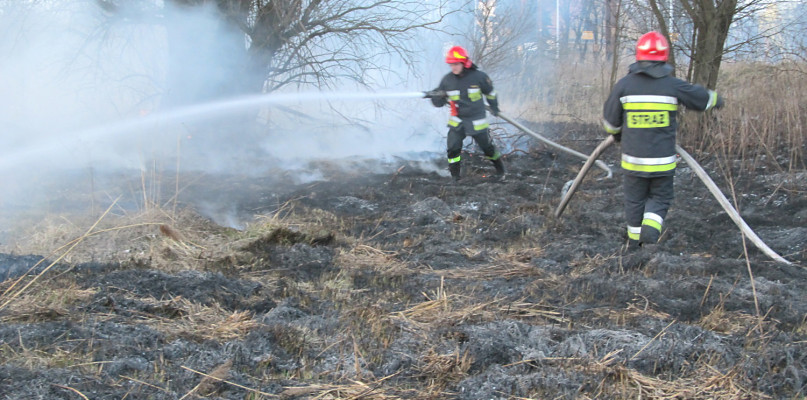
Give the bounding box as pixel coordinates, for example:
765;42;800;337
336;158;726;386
602;87;624;142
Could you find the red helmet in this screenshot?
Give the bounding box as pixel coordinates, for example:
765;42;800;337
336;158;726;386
445;46;472;68
636;31;669;61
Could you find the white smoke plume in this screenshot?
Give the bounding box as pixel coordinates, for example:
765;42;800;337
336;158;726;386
0;1;455;233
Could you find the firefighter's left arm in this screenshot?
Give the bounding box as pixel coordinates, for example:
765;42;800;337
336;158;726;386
676;79;723;111
480;73;500;116
429;76;451;107
429;87;447;107
602;85;623;141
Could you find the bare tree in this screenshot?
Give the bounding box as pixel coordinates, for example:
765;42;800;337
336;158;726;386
97;0;456;103
606;0;625;90
466;0;533;74
676;0;739;88
647;0;677;71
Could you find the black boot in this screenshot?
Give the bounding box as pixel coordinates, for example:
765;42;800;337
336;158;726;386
448;162;461;181
491;158;506;181
624;239;642;254
639;227;660;245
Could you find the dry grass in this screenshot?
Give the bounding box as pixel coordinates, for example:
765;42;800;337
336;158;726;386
247;201;344;239
0;206;225;270
278;375;423;399
508;349;769;399
335;244;412;275
606;297;672;325
516;60;807;171
698;303;773;336
0;280;96;323
394;278;566;327
688;61;807;171
180;360;233;399
106;295;260;341
437;247;545;280
568;253;614;277
414;347;472;393
0;343;97;373
611;364;770;399
437;261;542;280
509;58;614;125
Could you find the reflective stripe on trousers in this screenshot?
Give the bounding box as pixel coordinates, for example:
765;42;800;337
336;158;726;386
627;225;641;241
642;212;663;232
621;154;677;173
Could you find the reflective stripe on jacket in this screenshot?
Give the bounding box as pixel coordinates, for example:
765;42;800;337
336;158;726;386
603;61;717;177
431;66;498;128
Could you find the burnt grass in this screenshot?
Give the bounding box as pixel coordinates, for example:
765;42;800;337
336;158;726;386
1;129;806;399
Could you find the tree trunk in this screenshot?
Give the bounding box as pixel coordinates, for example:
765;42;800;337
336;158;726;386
648;0;676;75
680;0;737;88
607;0;623;90
604;0;617;60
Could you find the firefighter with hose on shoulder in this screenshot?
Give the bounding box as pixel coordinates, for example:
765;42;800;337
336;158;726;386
602;31;724;251
424;46;505;182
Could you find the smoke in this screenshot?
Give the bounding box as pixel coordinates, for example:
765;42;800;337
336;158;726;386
0;1;456;235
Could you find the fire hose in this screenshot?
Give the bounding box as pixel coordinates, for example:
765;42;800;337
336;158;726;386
491;109;613;179
555;135;615;218
554;136;791;265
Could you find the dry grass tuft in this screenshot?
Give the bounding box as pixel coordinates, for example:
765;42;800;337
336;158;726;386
513;58;611;125
496;299;567;324
415;347;473;391
336;244;412;274
1;206;222;271
396;278;456;325
124;296;258;341
437;261;541;280
568;253;613;277
607;297;672;325
250;201;345;235
698;304;770;335
0;340;96;371
438;247;545;280
0;281;96;323
279;374;422;399
395;279;565;327
612;364;770;399
181;362;281;399
159;224;183;242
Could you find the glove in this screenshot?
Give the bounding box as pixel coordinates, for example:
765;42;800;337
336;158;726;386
423;90;446;99
490;107;500;117
713;95;724;110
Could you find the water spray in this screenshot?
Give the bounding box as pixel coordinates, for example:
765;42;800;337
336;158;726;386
0;90;426;173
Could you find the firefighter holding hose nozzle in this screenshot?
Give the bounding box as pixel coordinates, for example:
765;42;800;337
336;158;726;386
424;46;505;182
603;31;724;252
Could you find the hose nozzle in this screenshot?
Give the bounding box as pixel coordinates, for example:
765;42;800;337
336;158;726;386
423;90;446;99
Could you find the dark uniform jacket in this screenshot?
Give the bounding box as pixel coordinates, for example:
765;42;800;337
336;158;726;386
603;61;720;177
431;65;499;133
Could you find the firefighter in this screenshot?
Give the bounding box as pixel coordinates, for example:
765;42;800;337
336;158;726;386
602;31;724;250
425;46;505;181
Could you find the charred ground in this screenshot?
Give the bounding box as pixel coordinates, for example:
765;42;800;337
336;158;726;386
1;126;806;399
